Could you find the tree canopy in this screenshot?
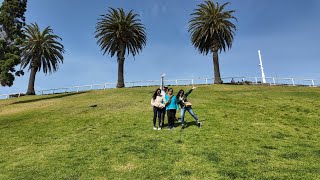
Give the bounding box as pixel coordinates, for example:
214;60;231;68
0;0;27;87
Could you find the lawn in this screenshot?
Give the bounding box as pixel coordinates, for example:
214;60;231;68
0;85;319;179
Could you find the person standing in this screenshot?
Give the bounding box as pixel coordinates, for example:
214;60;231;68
176;87;202;129
161;85;168;127
151;88;166;130
165;88;178;130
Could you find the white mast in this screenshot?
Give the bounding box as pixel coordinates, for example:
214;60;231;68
258;50;266;83
160;74;165;90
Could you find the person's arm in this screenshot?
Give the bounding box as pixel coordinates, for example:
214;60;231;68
184;89;193;98
160;96;166;108
176;96;185;108
176;96;182;104
165;95;173;106
151;98;155;106
184;87;196;98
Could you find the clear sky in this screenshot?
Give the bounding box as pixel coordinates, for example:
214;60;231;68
1;0;320;94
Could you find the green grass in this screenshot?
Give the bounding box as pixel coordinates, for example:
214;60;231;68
0;85;320;179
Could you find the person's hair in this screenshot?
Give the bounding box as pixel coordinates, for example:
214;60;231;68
153;88;161;100
168;88;173;94
176;89;184;98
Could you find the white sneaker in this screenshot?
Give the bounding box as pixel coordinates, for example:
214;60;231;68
157;127;162;130
153;126;157;130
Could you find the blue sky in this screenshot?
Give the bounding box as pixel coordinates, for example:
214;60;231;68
1;0;320;94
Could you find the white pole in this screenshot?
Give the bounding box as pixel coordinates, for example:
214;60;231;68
258;50;267;83
291;78;295;86
160;74;165;90
273;77;276;85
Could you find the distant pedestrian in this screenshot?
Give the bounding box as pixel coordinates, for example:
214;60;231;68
231;78;235;84
151;88;166;130
176;87;202;129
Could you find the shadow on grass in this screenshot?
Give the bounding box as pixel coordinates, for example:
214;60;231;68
161;119;205;129
184;121;198;129
12;92;86;105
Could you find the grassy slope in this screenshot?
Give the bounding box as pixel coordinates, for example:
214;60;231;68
0;85;319;179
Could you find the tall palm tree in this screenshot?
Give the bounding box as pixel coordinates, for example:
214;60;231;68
21;23;65;95
189;1;237;84
95;8;146;88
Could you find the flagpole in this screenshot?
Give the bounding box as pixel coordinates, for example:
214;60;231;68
258;50;267;83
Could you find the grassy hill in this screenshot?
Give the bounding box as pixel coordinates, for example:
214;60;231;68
0;85;319;179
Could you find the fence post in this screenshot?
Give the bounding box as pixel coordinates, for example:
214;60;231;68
291;78;295;86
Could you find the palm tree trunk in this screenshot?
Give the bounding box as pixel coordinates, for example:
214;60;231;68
27;67;37;95
213;50;223;84
116;46;125;88
116;58;125;88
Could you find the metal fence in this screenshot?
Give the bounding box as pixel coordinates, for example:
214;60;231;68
221;77;318;87
0;77;318;99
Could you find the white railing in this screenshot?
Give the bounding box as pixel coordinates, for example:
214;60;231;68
36;83;114;95
221;77;318;87
0;77;318;99
0;92;25;99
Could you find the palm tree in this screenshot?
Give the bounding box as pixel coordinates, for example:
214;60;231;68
21;23;65;95
189;1;237;84
95;8;146;88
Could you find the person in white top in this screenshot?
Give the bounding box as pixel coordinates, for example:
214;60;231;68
160;85;168;127
161;85;168;97
151;88;166;130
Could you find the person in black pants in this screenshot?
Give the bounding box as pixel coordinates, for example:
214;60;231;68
161;86;168;127
165;88;178;130
151;88;165;130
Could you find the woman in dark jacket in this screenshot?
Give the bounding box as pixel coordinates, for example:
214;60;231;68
176;87;202;129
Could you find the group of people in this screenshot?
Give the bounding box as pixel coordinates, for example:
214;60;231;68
150;86;202;130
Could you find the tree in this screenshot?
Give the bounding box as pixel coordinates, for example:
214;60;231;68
189;1;236;84
0;0;27;86
95;8;146;88
20;23;65;95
